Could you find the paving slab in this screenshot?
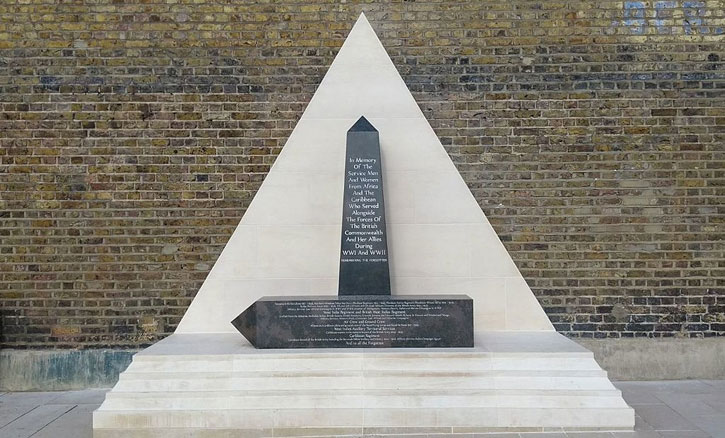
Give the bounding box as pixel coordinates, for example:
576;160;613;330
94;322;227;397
519;433;567;438
472;434;521;437
700;393;725;412
659;431;711;438
0;404;37;429
660;430;712;438
0;404;75;438
634;403;702;431
565;432;615;437
611;432;662;438
653;392;720;417
687;415;725;438
32;404;99;438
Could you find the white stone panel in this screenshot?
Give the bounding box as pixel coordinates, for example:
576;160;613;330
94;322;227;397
468;224;523;277
505;276;555;331
269;120;347;173
175;12;552;338
240;173;343;226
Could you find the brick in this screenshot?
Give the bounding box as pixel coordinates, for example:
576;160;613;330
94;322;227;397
0;1;723;349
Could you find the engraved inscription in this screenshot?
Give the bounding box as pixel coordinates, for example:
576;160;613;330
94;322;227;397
341;157;387;264
276;299;460;347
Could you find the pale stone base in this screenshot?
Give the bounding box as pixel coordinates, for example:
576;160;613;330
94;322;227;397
94;426;628;438
93;332;634;436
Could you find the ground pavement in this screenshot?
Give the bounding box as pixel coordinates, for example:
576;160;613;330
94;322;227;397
0;380;723;438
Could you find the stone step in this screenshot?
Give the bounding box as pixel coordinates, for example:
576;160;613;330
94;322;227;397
93;406;634;430
105;387;623;398
94;333;636;434
100;389;628;410
128;354;602;373
113;374;616;392
119;369;608;380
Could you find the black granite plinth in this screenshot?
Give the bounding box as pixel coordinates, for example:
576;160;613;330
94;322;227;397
232;295;473;349
338;117;390;296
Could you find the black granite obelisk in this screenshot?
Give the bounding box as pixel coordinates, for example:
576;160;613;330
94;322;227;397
339;117;390;296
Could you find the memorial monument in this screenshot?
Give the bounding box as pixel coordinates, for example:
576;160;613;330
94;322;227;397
94;13;634;437
232;116;473;349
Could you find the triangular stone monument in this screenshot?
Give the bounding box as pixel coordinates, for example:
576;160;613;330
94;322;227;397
176;12;553;336
94;14;634;436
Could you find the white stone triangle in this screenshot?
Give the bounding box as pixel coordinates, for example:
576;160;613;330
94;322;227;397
176;13;553;334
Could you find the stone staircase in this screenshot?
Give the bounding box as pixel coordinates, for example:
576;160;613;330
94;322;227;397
93;332;634;437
